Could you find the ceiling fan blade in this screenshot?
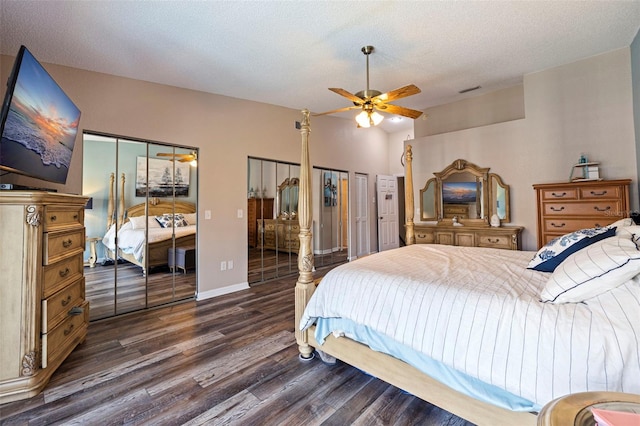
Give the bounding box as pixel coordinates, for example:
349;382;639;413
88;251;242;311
372;84;421;103
375;103;424;119
313;105;361;116
329;88;364;104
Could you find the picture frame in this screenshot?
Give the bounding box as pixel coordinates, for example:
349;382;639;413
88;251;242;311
136;156;190;197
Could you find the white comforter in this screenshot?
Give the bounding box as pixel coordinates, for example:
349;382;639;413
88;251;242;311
102;221;196;261
300;244;640;408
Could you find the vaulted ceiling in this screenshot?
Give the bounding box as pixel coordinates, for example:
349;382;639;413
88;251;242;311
2;1;640;133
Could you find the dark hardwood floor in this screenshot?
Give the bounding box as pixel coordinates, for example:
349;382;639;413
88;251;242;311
0;269;472;426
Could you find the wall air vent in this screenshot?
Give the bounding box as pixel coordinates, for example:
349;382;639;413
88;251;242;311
459;85;481;94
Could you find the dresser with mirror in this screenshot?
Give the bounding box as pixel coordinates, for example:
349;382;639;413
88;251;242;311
260;177;301;252
414;159;523;250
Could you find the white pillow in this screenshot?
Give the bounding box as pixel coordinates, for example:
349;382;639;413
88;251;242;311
183;213;197;225
128;215;161;229
541;235;640;303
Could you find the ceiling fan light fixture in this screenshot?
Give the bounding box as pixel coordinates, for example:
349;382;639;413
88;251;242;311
356;110;384;127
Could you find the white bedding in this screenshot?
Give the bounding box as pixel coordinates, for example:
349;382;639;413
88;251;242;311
300;244;640;409
102;221;196;261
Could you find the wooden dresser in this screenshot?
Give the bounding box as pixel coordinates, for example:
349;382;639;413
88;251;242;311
413;224;523;250
0;192;89;403
247;198;274;248
260;218;300;252
533;179;631;248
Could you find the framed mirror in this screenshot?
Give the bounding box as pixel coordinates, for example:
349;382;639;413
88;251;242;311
419;177;438;221
435;159;489;225
489;173;510;223
419;159;511;226
277;177;299;218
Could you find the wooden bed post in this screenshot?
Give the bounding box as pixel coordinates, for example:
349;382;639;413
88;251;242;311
295;109;315;359
107;173;115;230
405;144;415;245
117;173;125;225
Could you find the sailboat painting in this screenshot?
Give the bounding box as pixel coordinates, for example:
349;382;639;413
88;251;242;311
136;157;190;197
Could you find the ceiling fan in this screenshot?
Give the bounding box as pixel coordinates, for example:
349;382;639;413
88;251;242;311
156;151;197;165
315;46;424;127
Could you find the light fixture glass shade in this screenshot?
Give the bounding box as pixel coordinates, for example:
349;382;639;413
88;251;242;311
370;111;384;126
355;110;384;127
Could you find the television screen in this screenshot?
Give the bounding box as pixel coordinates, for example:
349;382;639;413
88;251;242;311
0;45;81;185
442;181;477;204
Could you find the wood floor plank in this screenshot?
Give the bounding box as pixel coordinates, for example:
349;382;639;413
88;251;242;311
0;271;474;426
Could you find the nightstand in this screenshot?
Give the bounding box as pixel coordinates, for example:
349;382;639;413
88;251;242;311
538;391;640;425
86;236;101;268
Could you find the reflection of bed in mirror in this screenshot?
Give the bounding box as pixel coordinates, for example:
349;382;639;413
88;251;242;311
102;174;196;274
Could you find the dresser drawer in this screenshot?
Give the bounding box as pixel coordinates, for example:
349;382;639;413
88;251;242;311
42;300;88;369
542;218;615;234
543;201;623;217
540;188;578;201
44;206;84;231
43;278;85;332
415;232;435;244
43;228;85;265
477;234;513;249
579;185;623;200
43;253;84;298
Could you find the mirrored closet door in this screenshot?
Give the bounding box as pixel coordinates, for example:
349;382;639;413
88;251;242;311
248;158;348;284
313;167;349;268
83;132;198;320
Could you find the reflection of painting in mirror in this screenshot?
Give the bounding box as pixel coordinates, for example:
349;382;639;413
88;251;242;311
136;157;190;197
442;182;477;204
324;172;337;206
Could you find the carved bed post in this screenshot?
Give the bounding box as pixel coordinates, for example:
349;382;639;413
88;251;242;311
117;173;125;225
106;173;115;230
405;144;415;245
295;109;315;359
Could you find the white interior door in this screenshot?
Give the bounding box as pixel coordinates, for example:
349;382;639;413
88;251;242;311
376;175;399;252
355;173;369;258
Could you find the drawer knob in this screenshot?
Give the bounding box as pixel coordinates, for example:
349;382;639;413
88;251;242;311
50;215;57;221
59;267;70;278
63;324;74;336
550;206;565;212
550;222;566;228
73;214;78;220
551;192;567;198
69;306;84;316
62;239;73;248
594;206;611;212
487;238;500;243
61;295;72;307
590;190;608;196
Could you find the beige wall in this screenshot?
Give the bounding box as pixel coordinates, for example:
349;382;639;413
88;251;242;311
409;47;637;251
1;56;390;296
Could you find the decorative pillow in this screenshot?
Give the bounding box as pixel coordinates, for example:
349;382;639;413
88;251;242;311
528;226;616;272
540;235;640;303
129;215;162;229
155;213;188;228
183;213;197;225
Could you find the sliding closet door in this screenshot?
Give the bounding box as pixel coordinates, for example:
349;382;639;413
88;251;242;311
247;157;300;284
313;167;349;269
83;132;198;320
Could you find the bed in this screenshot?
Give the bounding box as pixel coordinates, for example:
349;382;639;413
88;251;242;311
102;173;197;274
293;110;640;425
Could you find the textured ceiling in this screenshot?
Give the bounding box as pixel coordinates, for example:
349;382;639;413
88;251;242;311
1;1;640;133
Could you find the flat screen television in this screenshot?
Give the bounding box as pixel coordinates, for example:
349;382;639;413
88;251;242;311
0;45;81;185
442;181;477;204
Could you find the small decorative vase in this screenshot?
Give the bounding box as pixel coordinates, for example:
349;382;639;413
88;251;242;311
490;214;501;227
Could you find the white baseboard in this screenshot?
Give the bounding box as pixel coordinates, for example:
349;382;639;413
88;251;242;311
196;281;249;301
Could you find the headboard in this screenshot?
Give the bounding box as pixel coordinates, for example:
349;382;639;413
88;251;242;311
126;200;196;218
